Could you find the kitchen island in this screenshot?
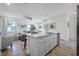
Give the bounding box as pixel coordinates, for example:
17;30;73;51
26;33;60;56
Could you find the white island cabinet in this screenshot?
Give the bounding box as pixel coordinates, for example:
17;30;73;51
27;33;60;56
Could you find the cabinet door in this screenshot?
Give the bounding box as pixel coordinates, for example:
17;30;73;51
29;37;38;56
45;36;50;54
51;35;57;48
38;37;47;56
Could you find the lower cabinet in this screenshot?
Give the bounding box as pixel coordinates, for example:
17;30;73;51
28;34;58;56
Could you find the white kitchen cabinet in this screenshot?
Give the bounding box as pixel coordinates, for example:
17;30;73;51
27;33;60;56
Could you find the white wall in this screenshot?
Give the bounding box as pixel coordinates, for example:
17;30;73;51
48;13;76;41
53;14;68;41
69;13;77;41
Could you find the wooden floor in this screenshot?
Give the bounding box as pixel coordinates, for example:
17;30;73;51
47;43;76;56
2;41;27;56
2;40;76;56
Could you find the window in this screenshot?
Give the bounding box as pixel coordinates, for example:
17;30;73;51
7;20;15;32
26;24;31;31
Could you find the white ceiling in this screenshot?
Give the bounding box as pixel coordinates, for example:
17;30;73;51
0;3;77;23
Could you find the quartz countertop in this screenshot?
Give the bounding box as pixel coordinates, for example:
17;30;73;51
27;33;56;38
